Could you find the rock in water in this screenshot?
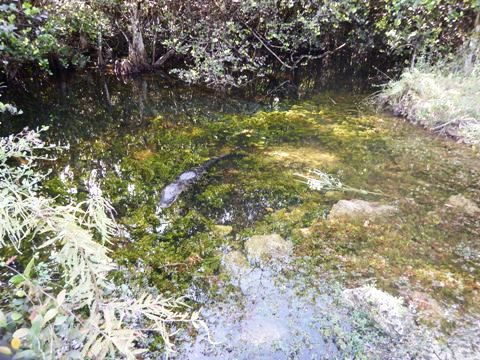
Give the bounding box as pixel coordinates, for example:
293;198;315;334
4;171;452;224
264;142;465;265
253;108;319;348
446;194;480;216
343;285;414;336
222;250;250;278
244;234;293;265
328;199;398;222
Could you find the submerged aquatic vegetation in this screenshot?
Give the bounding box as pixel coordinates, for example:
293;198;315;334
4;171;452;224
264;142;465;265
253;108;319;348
3;75;480;357
0;128;205;358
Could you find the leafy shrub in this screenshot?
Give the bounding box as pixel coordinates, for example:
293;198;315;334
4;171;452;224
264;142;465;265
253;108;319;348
0;128;204;358
2;1;478;87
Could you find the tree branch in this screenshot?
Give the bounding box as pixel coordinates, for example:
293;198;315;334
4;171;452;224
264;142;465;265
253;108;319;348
153;49;175;68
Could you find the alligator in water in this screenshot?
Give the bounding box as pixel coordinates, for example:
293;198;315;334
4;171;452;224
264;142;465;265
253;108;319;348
158;153;242;208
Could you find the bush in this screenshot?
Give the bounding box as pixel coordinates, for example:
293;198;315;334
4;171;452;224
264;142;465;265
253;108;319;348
0;128;204;359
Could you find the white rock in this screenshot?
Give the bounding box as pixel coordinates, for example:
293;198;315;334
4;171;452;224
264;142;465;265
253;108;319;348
343;285;413;336
446;195;480;216
223;250;250;277
328;199;398;222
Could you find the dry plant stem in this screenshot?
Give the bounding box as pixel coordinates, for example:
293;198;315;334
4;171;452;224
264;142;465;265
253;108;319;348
295;172;390;198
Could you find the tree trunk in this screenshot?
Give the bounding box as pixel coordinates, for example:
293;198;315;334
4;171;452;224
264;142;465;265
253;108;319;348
128;2;149;71
464;12;480;74
153;49;175;68
97;32;105;68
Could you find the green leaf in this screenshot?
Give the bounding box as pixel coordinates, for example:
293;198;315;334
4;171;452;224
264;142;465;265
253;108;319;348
12;350;38;359
30;314;43;336
11;312;23;322
0;347;12;356
13;327;29;338
56;290;66;306
9;274;25;286
42;308;58;327
53;315;67;326
23;258;34;278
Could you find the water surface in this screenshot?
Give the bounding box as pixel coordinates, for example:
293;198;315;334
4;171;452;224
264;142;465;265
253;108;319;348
2;73;479;358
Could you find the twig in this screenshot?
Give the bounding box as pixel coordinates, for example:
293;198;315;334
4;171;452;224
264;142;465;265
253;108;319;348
246;27;292;69
293;43;346;68
295;172;391;198
372;65;392;81
158;262;188;270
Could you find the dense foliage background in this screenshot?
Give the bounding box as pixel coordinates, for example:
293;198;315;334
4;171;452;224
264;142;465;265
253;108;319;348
1;0;478;87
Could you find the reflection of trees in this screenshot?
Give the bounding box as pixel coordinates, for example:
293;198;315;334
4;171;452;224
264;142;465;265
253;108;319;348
1;73;260;141
0;73;262;191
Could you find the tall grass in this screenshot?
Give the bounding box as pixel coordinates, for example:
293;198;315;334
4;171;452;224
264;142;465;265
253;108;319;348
376;36;480;145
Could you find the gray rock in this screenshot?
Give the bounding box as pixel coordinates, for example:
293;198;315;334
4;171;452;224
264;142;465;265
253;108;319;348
446;194;480;216
401;290;444;322
343;285;414;336
328;199;398;222
222;250;250;277
239;318;288;346
244;234;293;265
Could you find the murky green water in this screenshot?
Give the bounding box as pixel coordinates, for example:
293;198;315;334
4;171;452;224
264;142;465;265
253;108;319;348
2;73;480;358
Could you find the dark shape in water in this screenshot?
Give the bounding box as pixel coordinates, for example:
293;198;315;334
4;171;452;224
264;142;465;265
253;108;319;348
158;153;242;208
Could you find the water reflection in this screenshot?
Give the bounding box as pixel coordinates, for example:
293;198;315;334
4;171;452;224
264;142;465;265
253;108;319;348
0;72;262;140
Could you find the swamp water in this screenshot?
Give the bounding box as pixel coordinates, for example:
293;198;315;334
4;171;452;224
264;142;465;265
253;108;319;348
2;73;480;359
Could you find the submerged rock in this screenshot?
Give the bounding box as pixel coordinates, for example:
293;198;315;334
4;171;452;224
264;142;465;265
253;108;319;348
328;199;398;222
343;285;414;336
176;264;343;359
177;268;438;360
244;234;293;265
446;194;480;216
222;250;250;277
401;290;444;322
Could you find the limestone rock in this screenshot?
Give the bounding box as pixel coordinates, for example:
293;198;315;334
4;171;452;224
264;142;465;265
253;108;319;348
446;195;480;216
244;234;293;265
328;199;398;222
240;319;288;346
343;285;414;336
222;250;250;277
402;290;444;321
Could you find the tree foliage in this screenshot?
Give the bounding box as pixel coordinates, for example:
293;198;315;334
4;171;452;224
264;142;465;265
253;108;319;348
0;1;479;86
